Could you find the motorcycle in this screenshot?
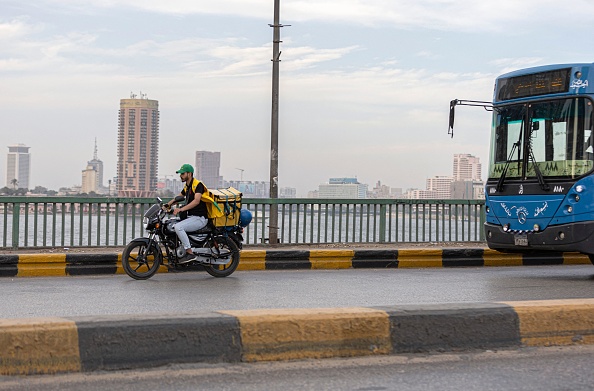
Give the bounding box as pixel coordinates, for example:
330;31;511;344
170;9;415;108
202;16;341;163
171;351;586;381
121;195;247;280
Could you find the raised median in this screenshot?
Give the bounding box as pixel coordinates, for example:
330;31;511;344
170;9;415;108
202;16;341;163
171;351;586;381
1;299;593;375
0;248;590;277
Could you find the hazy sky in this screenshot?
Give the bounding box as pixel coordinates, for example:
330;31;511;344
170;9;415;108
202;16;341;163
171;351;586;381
2;1;594;195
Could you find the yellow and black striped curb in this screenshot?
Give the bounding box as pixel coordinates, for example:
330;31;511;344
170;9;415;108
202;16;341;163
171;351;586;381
0;248;591;277
1;299;593;375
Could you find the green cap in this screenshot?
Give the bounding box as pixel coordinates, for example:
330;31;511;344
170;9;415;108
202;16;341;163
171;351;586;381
176;164;194;174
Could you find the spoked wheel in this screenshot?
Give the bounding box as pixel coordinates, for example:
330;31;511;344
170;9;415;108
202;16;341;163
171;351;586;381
204;236;240;278
122;240;163;280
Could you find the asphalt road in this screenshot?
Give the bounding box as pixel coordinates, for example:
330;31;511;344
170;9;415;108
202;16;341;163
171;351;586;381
2;265;594;318
2;345;593;391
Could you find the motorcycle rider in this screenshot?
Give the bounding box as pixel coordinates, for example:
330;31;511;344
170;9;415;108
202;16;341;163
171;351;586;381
165;164;208;263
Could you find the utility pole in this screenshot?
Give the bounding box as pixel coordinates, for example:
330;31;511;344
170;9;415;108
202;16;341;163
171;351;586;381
268;0;287;245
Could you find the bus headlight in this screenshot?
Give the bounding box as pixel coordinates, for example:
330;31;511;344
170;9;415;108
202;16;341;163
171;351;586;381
503;223;510;232
576;185;585;193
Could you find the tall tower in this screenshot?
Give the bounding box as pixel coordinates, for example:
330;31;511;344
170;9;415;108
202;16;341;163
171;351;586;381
117;93;160;197
6;144;31;189
195;151;221;189
84;138;104;192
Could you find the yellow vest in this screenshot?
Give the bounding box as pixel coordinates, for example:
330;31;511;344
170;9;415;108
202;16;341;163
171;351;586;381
183;179;224;219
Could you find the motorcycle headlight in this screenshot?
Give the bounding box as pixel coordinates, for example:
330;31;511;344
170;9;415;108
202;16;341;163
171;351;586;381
143;217;149;230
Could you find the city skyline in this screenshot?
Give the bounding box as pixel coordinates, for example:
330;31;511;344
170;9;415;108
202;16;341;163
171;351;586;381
3;1;594;195
1;143;481;197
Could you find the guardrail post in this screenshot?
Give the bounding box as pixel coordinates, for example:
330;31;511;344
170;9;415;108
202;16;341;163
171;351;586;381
11;203;20;249
479;203;486;241
379;204;387;243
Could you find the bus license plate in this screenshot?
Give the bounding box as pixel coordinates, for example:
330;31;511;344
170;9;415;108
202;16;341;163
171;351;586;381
514;234;528;246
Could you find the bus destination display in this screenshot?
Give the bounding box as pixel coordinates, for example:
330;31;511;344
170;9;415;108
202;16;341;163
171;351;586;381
496;68;571;101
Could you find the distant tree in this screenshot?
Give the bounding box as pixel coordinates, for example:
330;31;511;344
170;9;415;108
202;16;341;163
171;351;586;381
47;190;58;196
31;186;48;194
15;188;27;196
10;178;18;190
0;187;12;195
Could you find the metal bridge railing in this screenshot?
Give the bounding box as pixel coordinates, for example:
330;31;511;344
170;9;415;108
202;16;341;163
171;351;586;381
0;197;485;249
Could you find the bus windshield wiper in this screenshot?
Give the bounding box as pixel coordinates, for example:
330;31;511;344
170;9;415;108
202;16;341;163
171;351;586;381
496;120;524;192
496;140;521;192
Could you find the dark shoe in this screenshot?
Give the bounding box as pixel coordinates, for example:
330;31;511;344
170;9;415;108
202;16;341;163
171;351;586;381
178;252;196;264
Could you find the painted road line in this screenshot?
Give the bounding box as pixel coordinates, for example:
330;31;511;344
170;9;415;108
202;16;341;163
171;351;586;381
522;252;564;266
238;250;266;271
442;248;484;267
310;250;354;269
73;313;241;371
0;317;80;375
562;252;590;265
17;254;66;277
352;249;398;268
483;249;523;267
377;303;520;352
397;249;442;268
221;307;391;362
0;254;18;277
504;299;594;347
66;253;118;276
265;250;310;270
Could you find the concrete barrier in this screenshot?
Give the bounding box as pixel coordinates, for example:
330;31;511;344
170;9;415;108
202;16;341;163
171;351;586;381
1;299;594;375
0;248;590;277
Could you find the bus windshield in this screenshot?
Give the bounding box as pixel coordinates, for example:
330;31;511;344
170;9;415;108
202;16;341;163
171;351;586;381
489;97;594;180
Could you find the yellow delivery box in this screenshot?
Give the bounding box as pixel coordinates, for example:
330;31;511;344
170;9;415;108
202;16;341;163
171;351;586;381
211;187;242;227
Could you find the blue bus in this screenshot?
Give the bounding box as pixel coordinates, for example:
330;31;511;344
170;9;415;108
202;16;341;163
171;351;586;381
450;63;594;264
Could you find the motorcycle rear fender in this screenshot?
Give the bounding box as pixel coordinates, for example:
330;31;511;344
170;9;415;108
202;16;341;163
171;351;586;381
218;232;243;249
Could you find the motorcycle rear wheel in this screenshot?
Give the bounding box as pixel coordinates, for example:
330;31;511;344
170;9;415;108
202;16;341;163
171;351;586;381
122;241;163;280
205;236;240;278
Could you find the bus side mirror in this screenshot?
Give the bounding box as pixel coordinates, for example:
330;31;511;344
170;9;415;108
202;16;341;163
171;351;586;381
448;99;458;137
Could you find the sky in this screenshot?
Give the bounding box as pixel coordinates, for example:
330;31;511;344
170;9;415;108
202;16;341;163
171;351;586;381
2;1;594;196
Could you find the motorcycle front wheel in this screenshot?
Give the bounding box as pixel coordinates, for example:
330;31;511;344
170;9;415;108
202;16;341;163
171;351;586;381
122;240;163;280
205;236;240;278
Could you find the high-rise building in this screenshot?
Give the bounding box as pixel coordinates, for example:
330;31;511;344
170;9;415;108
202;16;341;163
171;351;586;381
319;178;368;199
426;176;453;199
116;93;160;197
81;165;98;194
195;151;221;189
452;154;484;199
6;144;31;189
405;189;437;199
280;187;297;198
453;154;482;181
